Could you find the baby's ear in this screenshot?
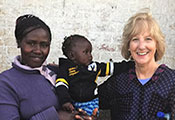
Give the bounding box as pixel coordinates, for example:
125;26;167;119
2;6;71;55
68;51;75;60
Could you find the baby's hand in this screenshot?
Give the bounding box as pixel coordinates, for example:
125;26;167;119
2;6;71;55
62;102;75;112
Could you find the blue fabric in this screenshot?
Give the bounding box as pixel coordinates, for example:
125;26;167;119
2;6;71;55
138;78;151;85
73;98;99;116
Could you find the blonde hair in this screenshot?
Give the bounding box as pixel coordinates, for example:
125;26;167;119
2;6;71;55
121;10;165;61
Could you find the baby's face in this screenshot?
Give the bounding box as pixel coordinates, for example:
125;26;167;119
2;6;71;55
71;39;93;66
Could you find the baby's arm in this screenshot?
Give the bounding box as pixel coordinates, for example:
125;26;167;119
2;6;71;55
55;80;73;109
55;66;74;112
112;60;135;75
92;60;134;77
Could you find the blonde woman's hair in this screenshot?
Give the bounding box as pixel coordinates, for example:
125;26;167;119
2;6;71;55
121;9;165;61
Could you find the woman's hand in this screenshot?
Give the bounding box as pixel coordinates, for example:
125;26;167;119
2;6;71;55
58;110;75;120
62;102;75;112
75;108;98;120
48;62;59;67
58;108;98;120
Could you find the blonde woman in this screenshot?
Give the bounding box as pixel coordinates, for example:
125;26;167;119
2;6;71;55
98;10;175;120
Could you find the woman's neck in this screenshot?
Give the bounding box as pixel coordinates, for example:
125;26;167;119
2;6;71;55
135;62;159;79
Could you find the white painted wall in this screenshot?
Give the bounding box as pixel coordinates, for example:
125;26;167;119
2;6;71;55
0;0;175;72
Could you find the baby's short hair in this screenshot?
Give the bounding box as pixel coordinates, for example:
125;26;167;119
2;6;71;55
62;34;89;58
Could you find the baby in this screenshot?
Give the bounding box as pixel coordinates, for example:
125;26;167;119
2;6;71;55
55;34;134;115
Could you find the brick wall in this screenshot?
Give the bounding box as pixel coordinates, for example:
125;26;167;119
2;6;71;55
0;0;175;72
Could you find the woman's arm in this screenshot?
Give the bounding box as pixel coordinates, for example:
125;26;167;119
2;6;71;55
0;75;20;120
98;75;117;109
169;86;175;119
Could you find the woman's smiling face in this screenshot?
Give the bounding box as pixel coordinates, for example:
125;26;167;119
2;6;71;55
129;30;157;66
19;28;50;68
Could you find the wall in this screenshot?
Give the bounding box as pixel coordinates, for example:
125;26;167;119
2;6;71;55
0;0;175;72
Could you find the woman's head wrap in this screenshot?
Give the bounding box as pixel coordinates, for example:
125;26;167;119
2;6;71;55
15;14;51;47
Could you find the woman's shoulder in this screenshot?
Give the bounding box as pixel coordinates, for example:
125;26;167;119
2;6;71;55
0;67;23;86
0;67;14;78
158;64;175;78
159;64;174;72
0;68;18;93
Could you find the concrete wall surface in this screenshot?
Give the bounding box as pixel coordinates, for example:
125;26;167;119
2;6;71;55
0;0;175;72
